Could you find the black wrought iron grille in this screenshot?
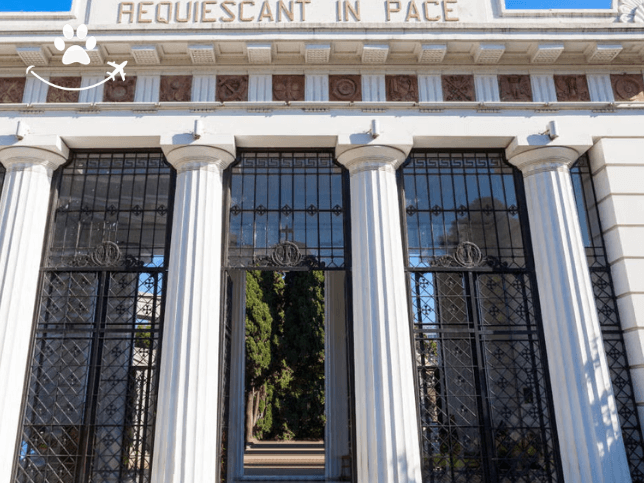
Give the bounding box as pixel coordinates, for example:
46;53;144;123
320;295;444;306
402;151;562;482
571;156;644;482
13;151;174;483
227;151;348;270
0;163;5;195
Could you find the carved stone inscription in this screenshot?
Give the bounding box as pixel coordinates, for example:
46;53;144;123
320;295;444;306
273;75;305;102
554;75;590;102
611;74;644;101
0;77;26;103
160;75;193;102
498;75;532;102
104;77;137;102
329;75;362;102
46;77;81;103
442;75;475;102
386;75;418;102
216;75;249;102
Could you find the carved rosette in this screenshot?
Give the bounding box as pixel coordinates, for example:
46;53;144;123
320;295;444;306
46;77;81;103
386;75;419;102
103;77;137;102
273;75;305;102
160;75;193;102
441;75;475;102
619;0;644;22
216;75;249;102
498;75;533;102
611;74;644;101
0;77;26;103
329;75;362;102
554;75;590;102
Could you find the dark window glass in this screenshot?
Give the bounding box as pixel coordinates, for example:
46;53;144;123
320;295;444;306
227;151;348;270
13;151;174;483
402;151;562;483
571;155;644;482
0;163;5;195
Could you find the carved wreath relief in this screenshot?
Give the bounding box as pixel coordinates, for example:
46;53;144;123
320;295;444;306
46;77;81;103
329;75;362;102
498;75;533;102
273;75;305;102
619;0;644;22
611;74;644;102
0;77;26;103
160;75;192;102
216;75;249;102
554;75;590;102
386;75;418;102
442;75;475;102
104;77;137;102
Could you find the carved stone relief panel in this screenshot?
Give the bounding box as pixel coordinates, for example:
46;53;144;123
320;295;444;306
0;77;26;103
273;75;305;102
611;74;644;101
46;77;81;103
442;75;475;102
160;75;193;102
216;75;249;102
554;75;590;102
498;75;533;102
329;75;362;102
103;77;137;102
386;75;418;102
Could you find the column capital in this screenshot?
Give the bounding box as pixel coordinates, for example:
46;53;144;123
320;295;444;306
335;133;413;174
506;134;593;176
0;136;69;172
161;134;236;173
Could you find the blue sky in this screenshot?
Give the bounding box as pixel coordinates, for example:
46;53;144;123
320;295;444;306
0;0;614;12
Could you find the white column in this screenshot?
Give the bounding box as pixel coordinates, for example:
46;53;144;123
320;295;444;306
153;143;235;483
337;144;422;483
507;143;631;483
0;143;68;483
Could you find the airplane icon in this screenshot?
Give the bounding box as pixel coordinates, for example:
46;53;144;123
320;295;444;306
106;61;128;81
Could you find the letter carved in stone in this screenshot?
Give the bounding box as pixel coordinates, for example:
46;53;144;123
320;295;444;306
498;75;533;102
329;75;362;102
216;75;249;102
618;0;644;22
611;74;644;101
554;75;590;102
441;75;475;102
272;75;305;102
0;77;26;103
104;77;137;102
160;75;193;102
386;75;419;102
46;77;81;103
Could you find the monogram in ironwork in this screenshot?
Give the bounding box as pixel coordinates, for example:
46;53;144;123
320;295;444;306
430;242;485;268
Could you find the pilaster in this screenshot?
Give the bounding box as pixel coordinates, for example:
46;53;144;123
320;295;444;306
153;139;236;483
507;140;631;483
0;141;68;483
336;142;422;483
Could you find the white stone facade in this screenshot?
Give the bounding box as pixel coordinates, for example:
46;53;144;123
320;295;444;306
1;0;644;482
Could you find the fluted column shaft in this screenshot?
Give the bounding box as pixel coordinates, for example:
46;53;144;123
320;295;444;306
509;146;630;483
337;145;422;483
152;145;235;483
0;146;67;483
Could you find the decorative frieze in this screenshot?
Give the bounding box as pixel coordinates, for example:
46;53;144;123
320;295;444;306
216;75;249;102
305;74;329;101
329;75;361;102
418;74;442;102
46;77;81;103
498;75;533;102
587;74;614;102
104;77;137;102
248;74;272;102
79;75;104;103
22;76;48;104
160;75;193;102
554;75;591;102
531;74;557;103
442;75;475;101
362;75;386;101
385;75;418;102
0;78;26;103
273;75;305;102
611;74;644;101
474;74;500;102
192;74;217;102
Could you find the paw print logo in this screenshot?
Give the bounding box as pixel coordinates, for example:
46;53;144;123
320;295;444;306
54;24;97;66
